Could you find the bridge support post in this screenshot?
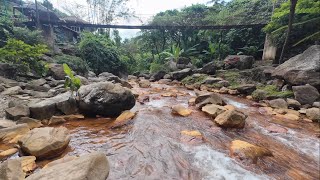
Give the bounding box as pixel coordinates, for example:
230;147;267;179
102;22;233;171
262;34;277;61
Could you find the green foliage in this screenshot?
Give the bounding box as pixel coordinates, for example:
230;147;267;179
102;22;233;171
79;32;126;75
0;17;13;47
150;62;166;73
54;55;90;76
0;39;48;75
10;27;44;46
264;0;320;47
63;63;81;95
181;75;208;85
252;85;294;100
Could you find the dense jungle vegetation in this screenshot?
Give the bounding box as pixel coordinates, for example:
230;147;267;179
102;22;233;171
0;0;319;76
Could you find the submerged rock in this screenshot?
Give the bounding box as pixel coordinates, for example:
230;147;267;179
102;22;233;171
18;127;70;159
78;82;135;117
0;148;18;159
214;109;247;128
26;152;109;180
230;140;272;163
111;111;136;128
172;105;192;117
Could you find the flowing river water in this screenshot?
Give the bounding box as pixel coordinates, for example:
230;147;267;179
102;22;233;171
3;82;320;179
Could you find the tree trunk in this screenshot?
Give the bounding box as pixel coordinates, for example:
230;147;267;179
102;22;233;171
278;0;298;64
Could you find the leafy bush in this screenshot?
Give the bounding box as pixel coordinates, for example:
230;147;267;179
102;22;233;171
0;39;48;75
63;63;81;96
10;27;44;46
0;17;13;47
149;62;166;73
54;55;89;76
79;32;126;75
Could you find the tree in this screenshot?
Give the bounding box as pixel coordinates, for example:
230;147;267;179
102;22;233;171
279;0;298;64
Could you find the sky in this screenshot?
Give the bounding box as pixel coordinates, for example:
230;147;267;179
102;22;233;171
49;0;209;38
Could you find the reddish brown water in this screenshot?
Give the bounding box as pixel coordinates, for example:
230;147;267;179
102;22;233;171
2;82;320;179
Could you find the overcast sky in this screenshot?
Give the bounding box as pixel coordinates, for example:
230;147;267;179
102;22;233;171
49;0;210;38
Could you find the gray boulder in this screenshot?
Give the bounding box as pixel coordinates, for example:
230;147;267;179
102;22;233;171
236;84;257;95
287;98;301;110
151;71;166;81
78;82;135;117
170;68;192;81
272;45;320;88
26;152;109;180
28;92;78;120
5;105;30;121
1;86;22;95
269;99;288;109
18;127;70;159
195;92;226;108
48;64;66;80
306;108;320;122
0;124;30;142
292;85;320;105
224;55;255;70
200;62;216;75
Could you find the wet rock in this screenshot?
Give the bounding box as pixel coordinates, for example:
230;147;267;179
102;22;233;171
272;45;320;88
0;148;18;159
163;74;172;79
230;140;272;163
139;80;151;88
48;63;66;80
266;125;288;133
287;98;301;110
195;92;225;108
224;55;255;70
5;105;30;121
43;156;77;169
60;114;85;121
1;86;22;95
151;71;166;81
292;85;320;105
172;105;192;117
48;116;66;125
214;109;247;128
158;79;172;85
28;92;78;120
219;87;229;94
18;127;70;159
276;113;300;121
0;159;24;180
201;104;226;118
0;119;16;129
26;152;109;180
78;82;135;117
0;124;30;142
170;68;192;81
16;117;42;129
228;89;239;95
180;130;203;144
306;108;320;122
188;97;196;106
199;62;216;75
161;92;177;98
111;111;136;128
269;99;288;109
236;84;256;95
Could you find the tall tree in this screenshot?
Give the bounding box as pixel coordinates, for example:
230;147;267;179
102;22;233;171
278;0;298;64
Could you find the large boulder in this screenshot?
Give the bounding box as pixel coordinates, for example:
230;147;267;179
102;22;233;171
269;99;288;109
94;72;132;88
48;64;66;80
176;57;192;69
5;105;30;121
78;82;135;117
0;124;30;142
224;55;255;70
292;85;320;105
195;92;226;108
28;92;78;120
0;159;25;180
199;62;216;75
272;45;320;88
170;68;192;81
18;127;70;159
214;109;247;128
26;152;109;180
201;104;226;118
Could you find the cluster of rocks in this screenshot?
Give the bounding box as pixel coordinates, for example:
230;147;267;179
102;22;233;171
0;63;137;179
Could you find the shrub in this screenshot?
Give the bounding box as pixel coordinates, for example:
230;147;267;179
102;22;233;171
54;54;89;76
63;63;81;96
149;62;166;73
79;33;126;75
0;39;48;75
10;27;44;46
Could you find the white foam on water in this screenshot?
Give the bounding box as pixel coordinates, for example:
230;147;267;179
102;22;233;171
224;98;249;109
252;122;320;164
181;145;271;180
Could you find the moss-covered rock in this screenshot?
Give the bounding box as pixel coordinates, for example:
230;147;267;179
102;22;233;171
252;85;293;101
181;74;208;85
